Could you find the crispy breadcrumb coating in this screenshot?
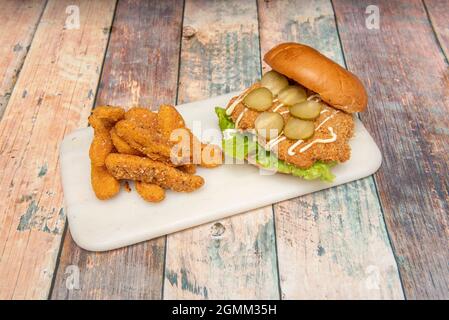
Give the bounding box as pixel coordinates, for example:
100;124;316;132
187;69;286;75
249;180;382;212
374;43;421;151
157;104;185;139
92;106;125;123
178;164;197;174
135;182;165;202
91;166;120;200
105;153;204;192
110;127;142;156
88;103;220;201
89;130;113;167
125;107;157;128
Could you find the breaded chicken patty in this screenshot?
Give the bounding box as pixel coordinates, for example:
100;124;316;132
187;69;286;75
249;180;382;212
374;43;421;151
227;83;354;169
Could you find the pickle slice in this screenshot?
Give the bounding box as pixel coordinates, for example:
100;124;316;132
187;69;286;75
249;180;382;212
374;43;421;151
278;85;307;106
284;118;315;140
255;112;284;140
290;100;322;120
260;70;289;96
243;87;273;111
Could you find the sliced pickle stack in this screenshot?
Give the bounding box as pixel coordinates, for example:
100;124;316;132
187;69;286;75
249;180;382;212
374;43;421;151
285;99;323;140
246;70;326;143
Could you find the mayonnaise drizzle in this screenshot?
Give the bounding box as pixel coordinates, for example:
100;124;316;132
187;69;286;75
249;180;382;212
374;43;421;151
287;139;304;156
287;109;338;155
235;108;247;128
272;103;284;112
226;92;246;115
266;135;286;150
299;127;337;153
279;110;289;115
315;110;339;131
307;94;321;102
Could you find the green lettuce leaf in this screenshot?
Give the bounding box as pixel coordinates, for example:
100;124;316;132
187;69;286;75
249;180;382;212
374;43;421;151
215;107;335;182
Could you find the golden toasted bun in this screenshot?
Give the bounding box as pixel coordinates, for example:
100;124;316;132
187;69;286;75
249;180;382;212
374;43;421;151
264;43;367;113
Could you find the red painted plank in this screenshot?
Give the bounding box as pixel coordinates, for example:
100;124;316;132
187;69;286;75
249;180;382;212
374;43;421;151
333;0;449;299
50;0;184;299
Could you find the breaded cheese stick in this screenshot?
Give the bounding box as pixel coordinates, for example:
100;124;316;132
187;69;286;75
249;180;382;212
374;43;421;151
110;127;142;156
88;113;120;199
115;120;172;157
178;164;196;174
89;130;113;167
157;104;185;139
105;153;204;192
91;166;120;200
135;181;165;202
92;106;125;123
125;107;157;128
88;114;115;167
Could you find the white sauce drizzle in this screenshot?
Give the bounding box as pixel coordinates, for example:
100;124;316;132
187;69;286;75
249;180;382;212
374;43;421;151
287;109;339;155
299;127;337;153
226;92;246;115
287;139;304;156
307;94;321;102
320;109;329;114
266;135;286;150
235;108;247;128
279;110;289;115
272;103;284;112
315;110;339;131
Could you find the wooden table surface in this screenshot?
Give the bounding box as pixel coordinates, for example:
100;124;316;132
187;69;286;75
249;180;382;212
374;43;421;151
0;0;447;300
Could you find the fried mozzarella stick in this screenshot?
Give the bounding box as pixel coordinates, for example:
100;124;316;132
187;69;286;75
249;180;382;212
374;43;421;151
110;127;142;156
92;105;125;124
157;104;222;168
125;107;157;128
135;182;165;202
115;120;172;157
91;166;120;200
105;153;204;192
115;120;191;165
88;107;124;200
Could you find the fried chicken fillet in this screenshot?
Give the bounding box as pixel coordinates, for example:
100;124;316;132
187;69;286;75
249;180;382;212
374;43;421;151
135;182;165;202
227;84;354;169
105;153;204;192
88;106;124;200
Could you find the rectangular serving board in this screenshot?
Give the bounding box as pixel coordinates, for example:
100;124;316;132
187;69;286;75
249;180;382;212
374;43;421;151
60;93;382;251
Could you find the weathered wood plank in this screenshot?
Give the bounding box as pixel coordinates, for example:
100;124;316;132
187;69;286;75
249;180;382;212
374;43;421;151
333;0;449;299
258;0;404;299
0;0;46;118
424;0;449;60
50;0;184;300
163;0;280;300
0;0;116;299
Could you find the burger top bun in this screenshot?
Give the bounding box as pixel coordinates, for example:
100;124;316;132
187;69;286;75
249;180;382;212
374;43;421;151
264;42;367;113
